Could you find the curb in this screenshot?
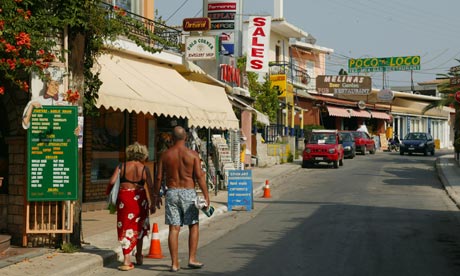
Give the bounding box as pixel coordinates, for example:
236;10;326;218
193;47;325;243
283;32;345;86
436;157;460;209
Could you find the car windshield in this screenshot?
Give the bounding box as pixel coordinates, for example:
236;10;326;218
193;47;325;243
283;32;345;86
405;133;426;140
340;133;353;142
309;133;336;144
351;131;365;139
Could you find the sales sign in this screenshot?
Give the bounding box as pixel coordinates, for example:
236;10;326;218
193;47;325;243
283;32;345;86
27;106;78;201
246;16;271;73
227;170;253;211
348;56;421;73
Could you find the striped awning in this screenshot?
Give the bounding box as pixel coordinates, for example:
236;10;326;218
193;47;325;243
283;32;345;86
369;110;391;120
350;109;371;118
326;105;351;118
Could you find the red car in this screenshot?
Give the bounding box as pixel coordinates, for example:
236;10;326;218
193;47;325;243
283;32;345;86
348;131;376;155
302;130;344;169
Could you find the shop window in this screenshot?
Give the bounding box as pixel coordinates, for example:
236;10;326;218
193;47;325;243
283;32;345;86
106;0;141;15
91;110;128;181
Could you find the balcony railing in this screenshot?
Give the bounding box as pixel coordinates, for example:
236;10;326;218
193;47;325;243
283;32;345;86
269;62;311;89
102;3;181;51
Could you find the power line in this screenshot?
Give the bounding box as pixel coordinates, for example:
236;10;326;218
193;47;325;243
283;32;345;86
165;0;189;23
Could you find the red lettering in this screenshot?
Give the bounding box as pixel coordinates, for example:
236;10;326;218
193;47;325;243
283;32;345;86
253;17;266;27
251;48;264;58
252;27;266;37
252;37;263;47
250;59;263;70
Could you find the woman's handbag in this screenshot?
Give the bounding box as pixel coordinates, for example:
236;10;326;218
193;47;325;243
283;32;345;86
107;164;121;213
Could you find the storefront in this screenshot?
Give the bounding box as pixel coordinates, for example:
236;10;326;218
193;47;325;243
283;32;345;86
84;51;240;202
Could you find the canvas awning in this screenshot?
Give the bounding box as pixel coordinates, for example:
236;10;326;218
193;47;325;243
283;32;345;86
368;110;391;120
94;53;226;127
227;95;270;125
188;81;240;130
326;105;350;118
350;109;371;118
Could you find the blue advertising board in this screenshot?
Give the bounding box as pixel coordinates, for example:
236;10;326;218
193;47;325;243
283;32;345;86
227;170;253;211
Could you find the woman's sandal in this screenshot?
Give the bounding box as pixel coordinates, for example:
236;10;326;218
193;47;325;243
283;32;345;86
136;254;143;265
118;263;134;271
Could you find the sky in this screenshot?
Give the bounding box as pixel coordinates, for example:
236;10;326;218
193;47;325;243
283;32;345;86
155;0;460;89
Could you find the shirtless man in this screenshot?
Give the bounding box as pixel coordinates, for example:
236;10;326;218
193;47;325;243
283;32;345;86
152;126;210;272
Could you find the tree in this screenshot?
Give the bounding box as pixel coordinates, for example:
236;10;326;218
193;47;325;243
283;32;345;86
1;0;171;248
422;59;460;155
237;56;279;126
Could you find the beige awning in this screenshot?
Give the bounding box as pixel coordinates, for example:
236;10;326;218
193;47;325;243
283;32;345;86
94;53;226;126
188;81;239;130
391;98;451;118
227;95;270;125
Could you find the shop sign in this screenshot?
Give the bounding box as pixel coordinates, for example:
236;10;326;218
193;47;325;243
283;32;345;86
185;36;217;60
227;170;253;211
220;64;241;87
316;75;371;95
348;56;421;73
270;74;287;97
377;89;394;102
27;106;78;201
182;17;211;32
246;16;271;73
357;100;366;110
205;0;238;54
455;91;460;103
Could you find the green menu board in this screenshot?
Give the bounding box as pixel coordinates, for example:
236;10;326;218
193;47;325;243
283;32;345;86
27;106;78;201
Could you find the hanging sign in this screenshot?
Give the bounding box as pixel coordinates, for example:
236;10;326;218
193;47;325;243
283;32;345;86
377;89;394;102
246;16;271;73
185;36;218;60
27;106;78;201
316;75;371;95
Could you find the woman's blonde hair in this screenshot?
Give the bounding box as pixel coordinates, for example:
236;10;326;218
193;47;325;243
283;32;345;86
126;142;149;161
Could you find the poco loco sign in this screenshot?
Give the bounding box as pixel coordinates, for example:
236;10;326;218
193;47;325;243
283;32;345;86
246;16;271;73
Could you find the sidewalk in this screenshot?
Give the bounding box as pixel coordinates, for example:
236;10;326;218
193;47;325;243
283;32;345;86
0;162;302;276
436;154;460;208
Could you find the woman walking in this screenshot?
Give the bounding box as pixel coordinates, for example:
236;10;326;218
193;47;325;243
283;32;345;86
107;142;154;271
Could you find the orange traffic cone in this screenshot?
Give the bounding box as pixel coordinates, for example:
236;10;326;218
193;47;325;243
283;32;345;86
262;179;271;198
146;223;164;259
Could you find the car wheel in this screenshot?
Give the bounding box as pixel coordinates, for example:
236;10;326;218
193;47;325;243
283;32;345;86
431;148;435;156
301;160;311;168
339;157;344;166
333;160;339;168
370;146;376;154
362;146;366;155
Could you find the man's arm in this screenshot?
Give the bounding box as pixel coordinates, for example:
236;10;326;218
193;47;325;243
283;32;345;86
151;158;163;213
193;152;209;207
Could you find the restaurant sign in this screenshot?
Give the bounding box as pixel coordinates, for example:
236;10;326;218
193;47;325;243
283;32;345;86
183;17;211;32
27;106;78;201
185;36;218;60
316;75;371;95
348;56;421;73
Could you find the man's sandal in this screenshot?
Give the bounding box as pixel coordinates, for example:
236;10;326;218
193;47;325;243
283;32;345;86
118;263;134;271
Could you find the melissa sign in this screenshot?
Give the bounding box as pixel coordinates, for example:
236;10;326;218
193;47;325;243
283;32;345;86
316;75;372;95
185;36;218;61
246;16;271;73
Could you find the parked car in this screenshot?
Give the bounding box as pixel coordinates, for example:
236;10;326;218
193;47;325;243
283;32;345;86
399;132;435;156
339;131;356;159
302;129;344;169
349;131;376;155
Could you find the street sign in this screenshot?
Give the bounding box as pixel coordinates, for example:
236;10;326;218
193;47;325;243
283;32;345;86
227;170;253;211
348;56;421;73
27;106;78;201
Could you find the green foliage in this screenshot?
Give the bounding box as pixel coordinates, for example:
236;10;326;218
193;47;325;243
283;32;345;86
1;0;167;115
60;242;80;253
237;56;279;125
287;150;294;162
